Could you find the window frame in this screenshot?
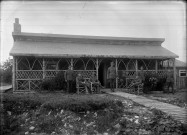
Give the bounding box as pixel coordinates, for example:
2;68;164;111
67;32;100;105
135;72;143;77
179;70;187;77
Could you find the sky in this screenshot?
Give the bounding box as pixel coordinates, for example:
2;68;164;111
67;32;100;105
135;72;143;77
1;1;186;63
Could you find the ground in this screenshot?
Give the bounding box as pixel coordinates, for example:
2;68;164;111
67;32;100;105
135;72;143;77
1;92;185;135
117;88;187;109
141;90;187;109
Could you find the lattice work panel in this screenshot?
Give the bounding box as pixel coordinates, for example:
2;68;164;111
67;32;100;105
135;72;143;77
30;80;42;90
45;71;57;78
144;70;156;76
45;70;65;79
157;71;167;77
125;71;136;77
74;70;96;78
16;71;43;79
17;80;29;90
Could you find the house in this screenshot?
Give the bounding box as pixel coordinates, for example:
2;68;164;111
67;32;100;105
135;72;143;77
10;18;179;92
175;59;187;89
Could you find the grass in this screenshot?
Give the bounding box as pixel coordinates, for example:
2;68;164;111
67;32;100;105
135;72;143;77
2;93;123;113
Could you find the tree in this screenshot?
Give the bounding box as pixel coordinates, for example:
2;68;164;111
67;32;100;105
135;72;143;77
0;58;13;84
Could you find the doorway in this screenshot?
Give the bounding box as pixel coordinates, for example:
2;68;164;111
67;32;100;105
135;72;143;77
98;59;114;88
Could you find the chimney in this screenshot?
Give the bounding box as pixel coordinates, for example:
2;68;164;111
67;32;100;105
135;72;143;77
13;18;21;33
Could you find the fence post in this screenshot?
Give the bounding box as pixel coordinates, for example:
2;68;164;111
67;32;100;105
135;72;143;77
116;59;118;89
12;57;16;92
155;60;158;73
71;58;73;69
42;58;45;79
96;58;99;80
135;59;138;76
173;58;176;91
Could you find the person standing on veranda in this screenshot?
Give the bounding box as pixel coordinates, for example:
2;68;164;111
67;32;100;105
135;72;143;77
138;66;145;84
166;69;174;94
107;61;117;92
64;65;74;93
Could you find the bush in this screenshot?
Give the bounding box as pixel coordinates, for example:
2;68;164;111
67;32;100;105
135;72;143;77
143;74;167;93
40;71;67;91
1;93;124;134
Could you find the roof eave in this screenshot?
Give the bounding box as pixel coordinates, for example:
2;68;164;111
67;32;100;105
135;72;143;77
9;53;178;59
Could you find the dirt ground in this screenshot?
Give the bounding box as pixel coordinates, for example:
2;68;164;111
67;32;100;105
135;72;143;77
146;90;187;103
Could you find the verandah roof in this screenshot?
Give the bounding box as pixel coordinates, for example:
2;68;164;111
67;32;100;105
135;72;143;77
10;41;178;59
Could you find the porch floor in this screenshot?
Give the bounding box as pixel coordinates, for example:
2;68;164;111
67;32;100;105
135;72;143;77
104;90;187;125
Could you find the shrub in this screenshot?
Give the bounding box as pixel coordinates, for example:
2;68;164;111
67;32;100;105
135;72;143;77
40;79;55;91
40;71;67;91
1;93;124;134
54;71;66;90
143;74;167;93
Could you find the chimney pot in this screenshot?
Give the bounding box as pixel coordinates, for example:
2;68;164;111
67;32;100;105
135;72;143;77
15;18;19;24
14;18;21;33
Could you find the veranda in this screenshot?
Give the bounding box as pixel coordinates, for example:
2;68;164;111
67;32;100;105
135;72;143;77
12;56;176;92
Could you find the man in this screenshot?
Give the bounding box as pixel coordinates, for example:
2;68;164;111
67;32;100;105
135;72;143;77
138;66;145;83
64;65;74;93
90;72;102;93
166;69;174;94
76;73;91;94
128;75;142;94
107;61;117;92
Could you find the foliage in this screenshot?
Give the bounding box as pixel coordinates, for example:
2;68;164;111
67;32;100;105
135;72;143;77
1;93;185;135
143;74;166;93
40;71;67;91
0;58;13;83
1;93;124;134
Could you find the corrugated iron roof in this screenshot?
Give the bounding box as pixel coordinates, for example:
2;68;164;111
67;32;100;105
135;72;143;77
176;59;187;67
10;41;178;58
12;32;165;42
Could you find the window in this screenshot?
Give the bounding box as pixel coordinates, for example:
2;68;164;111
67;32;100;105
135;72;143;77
179;70;187;77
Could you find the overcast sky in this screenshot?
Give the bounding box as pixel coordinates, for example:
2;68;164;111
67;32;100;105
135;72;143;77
1;1;186;63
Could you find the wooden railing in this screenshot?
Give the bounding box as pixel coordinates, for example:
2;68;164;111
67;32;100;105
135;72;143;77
16;70;96;91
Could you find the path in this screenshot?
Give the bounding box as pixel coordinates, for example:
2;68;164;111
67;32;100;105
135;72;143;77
108;91;187;124
0;85;12;93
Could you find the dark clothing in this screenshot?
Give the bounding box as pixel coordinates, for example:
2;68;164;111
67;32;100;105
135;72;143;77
76;76;91;94
166;72;174;94
107;66;116;79
138;70;145;82
67;80;73;93
76;76;84;84
109;78;115;91
64;69;74;81
90;75;101;93
65;69;74;93
107;66;117;91
166;73;174;83
167;82;174;91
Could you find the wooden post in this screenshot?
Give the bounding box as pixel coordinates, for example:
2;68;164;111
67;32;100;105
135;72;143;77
135;59;138;76
42;58;45;79
155;60;158;73
96;58;99;80
71;58;73;69
173;58;176;91
115;59;118;89
12;57;16;92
